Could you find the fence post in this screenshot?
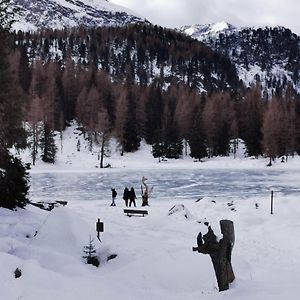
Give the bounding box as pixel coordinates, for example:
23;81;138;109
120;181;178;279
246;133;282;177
270;190;274;215
96;218;104;242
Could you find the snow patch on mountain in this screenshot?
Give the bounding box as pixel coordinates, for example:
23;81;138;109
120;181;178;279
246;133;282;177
11;0;147;31
180;21;237;42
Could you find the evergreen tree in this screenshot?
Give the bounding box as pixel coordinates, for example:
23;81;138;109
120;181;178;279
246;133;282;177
18;45;31;94
202;92;232;157
152;142;165;162
163;121;183;159
0;3;26;151
122;88;140;152
82;235;100;267
240;85;264;157
0;0;30;210
145;81;163;144
151;128;165;162
62;59;79;122
0;151;30;210
40;122;57;164
189;111;207;161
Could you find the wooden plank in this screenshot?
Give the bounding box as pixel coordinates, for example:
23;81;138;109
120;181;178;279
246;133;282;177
123;209;148;217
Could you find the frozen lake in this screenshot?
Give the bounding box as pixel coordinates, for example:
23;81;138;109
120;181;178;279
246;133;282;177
29;169;300;203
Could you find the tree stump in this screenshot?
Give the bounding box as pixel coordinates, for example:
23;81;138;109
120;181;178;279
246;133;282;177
141;176;149;206
192;220;235;292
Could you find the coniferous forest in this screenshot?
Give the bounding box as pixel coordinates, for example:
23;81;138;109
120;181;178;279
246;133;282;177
2;22;300;176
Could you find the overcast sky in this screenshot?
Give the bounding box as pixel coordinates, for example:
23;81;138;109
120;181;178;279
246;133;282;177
110;0;300;35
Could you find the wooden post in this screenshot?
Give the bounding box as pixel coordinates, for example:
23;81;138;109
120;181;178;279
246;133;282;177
192;220;235;292
270;190;274;215
96;218;104;242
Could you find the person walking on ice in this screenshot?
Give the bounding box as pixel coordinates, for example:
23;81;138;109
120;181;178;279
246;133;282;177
123;187;130;207
129;187;137;207
111;188;117;206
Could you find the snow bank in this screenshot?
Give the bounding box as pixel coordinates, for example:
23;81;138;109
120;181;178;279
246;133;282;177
18;123;300;173
1;192;300;299
3;124;300;299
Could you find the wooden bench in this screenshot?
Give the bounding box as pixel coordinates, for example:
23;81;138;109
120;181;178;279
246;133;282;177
30;201;56;211
124;209;148;217
30;200;68;211
56;200;68;206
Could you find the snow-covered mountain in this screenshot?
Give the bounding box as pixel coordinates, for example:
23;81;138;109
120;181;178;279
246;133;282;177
180;22;300;95
180;21;237;42
15;24;240;93
11;0;147;31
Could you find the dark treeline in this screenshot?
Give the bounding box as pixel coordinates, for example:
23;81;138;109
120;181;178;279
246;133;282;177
213;26;300;73
208;26;300;95
12;23;241;92
6;23;300;167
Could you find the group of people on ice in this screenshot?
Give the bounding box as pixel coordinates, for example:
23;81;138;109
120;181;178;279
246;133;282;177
110;177;151;207
121;187;138;207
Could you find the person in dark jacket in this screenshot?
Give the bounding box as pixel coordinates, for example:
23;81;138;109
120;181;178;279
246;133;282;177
129;187;137;207
111;188;117;206
123;187;130;207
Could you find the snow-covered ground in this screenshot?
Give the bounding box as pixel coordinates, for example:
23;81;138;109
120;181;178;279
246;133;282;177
2;125;300;299
21;124;300;172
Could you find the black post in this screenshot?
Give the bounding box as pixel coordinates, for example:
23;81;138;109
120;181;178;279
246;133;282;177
96;218;104;242
270;190;274;215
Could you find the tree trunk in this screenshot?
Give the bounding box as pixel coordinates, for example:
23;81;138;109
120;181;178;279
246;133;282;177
192;220;235;292
100;138;105;168
32;124;37;166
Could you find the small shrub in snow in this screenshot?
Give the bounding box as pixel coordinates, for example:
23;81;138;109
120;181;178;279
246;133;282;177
14;268;22;278
82;235;100;268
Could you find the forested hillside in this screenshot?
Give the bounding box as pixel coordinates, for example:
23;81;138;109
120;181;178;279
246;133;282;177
13;24;240;91
6;23;300;166
182;24;300;96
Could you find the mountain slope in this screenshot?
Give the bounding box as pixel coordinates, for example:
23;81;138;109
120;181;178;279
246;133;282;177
14;24;241;92
11;0;147;31
180;23;300;95
180;21;237;42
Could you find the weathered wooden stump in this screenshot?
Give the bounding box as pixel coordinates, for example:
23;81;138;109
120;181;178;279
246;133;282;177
192;220;235;292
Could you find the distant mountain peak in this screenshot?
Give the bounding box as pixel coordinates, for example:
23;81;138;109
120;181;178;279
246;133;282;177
179;22;237;41
11;0;147;31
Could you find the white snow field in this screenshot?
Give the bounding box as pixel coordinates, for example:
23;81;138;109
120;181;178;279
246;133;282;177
2;125;300;299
